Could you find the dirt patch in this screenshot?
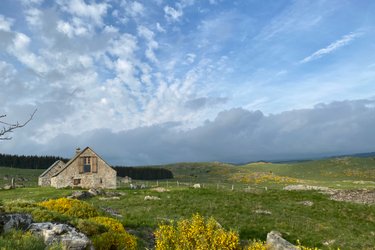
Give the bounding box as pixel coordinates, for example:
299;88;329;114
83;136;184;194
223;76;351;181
329;189;375;205
284;185;375;205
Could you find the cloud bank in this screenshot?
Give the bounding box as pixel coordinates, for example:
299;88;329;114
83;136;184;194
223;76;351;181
1;99;374;165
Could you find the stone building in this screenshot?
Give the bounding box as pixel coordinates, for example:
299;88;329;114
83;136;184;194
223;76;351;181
38;147;116;189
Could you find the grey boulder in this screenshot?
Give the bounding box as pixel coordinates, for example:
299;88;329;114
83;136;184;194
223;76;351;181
28;222;91;250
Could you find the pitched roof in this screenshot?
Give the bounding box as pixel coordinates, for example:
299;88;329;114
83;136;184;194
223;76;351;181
39;160;65;177
51;146;115;177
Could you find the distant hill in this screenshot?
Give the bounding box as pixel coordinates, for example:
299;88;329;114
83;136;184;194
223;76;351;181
148;156;375;185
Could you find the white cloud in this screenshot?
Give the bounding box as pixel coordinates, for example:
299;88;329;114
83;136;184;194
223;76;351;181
185;53;196;64
58;0;108;26
138;25;159;63
156;22;166;33
0;15;13;31
7;32;48;74
164;5;183;22
300;32;361;64
255;1;328;41
25;8;42;27
108;33;138;58
127;1;145;17
21;0;44;6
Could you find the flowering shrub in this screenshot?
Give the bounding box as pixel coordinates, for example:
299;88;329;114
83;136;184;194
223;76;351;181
296;240;320;250
154;214;240;250
88;216;126;233
245;240;269;250
88;217;137;250
38;198;98;218
92;232;137;250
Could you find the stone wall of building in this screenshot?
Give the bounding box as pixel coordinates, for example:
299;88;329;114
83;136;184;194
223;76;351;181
38;161;66;187
50;148;116;189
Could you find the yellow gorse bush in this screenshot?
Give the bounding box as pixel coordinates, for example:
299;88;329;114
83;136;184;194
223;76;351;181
38;198;98;218
245;239;269;250
88;216;126;233
88;216;137;250
155;214;240;250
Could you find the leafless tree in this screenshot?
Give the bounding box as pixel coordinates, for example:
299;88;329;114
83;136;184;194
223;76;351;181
0;109;37;140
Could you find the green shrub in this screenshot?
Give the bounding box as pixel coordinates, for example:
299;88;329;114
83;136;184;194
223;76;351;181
75;219;107;236
31;208;69;223
92;231;137;250
0;229;45;250
3;199;38;213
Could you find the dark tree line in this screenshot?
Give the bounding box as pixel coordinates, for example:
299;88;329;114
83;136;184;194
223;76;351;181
114;166;173;180
0;153;69;169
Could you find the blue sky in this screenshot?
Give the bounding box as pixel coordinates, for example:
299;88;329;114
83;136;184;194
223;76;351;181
0;0;375;165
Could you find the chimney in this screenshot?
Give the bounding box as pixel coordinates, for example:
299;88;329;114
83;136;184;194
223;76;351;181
75;147;81;155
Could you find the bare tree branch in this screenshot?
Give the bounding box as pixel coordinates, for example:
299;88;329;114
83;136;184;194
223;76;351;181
0;109;37;140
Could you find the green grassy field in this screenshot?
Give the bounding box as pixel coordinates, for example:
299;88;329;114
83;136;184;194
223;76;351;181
0;167;44;187
1;156;375;249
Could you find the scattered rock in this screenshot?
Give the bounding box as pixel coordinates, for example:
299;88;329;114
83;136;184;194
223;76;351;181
100;207;123;218
285;185;375;205
193;183;201;189
255;209;272;215
28;222;91;250
329;189;375;205
283;185;330;192
67;191;93;200
88;188;104;196
119;176;132;184
104;191;123;197
3;176;8;181
99;197;120;201
15;184;25;188
297;201;314;207
151;187;170;193
0;213;33;233
3;184;13;190
266;231;298;250
323;239;336;246
144;195;161;201
353;180;375;185
130;184;147;189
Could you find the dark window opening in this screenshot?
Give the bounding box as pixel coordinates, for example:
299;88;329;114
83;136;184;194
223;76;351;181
83;157;91;173
73;179;81;185
84;164;91;173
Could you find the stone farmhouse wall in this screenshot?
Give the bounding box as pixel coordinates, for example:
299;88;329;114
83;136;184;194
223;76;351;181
38;161;66;187
50;148;117;189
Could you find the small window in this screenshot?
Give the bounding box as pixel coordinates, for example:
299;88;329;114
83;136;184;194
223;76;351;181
84;164;91;173
73;179;81;185
100;178;103;184
83;157;91;173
